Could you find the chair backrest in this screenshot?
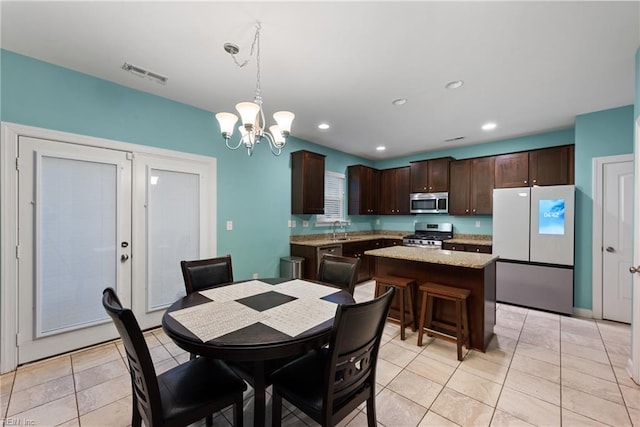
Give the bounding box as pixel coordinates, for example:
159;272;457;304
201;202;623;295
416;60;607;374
316;254;360;295
102;288;162;426
180;255;234;294
323;287;395;416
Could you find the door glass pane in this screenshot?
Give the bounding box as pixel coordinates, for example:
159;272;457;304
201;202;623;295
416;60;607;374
39;156;116;335
148;169;200;310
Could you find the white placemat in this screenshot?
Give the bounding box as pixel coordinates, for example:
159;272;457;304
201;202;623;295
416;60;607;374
260;298;339;337
168;300;265;342
272;279;341;299
199;280;274;302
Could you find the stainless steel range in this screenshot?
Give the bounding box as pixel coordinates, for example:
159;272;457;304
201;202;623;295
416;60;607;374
403;222;453;248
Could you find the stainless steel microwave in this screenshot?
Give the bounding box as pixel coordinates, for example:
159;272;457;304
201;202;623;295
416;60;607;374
410;192;448;214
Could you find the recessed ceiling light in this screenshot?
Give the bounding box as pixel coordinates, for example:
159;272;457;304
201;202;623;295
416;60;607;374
376;146;386;151
318;123;330;130
445;80;464;89
391;98;407;106
482;122;497;131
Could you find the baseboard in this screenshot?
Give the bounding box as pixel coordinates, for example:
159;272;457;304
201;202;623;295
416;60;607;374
572;307;593;319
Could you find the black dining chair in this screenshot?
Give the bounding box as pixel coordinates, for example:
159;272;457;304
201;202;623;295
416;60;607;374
180;255;234;294
270;287;395;427
316;254;360;296
102;288;246;427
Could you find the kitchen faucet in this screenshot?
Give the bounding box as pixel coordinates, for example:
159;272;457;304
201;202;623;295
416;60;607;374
332;220;341;240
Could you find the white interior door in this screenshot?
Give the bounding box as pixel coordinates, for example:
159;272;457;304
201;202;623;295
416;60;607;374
131;154;216;329
17;136;132;363
602;160;634;323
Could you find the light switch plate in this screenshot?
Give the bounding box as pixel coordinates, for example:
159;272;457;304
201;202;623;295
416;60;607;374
303;220;309;227
475;220;481;228
226;220;233;230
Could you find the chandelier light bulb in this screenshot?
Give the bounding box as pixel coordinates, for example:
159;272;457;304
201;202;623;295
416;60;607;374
235;102;260;127
273;111;295;134
215;112;238;137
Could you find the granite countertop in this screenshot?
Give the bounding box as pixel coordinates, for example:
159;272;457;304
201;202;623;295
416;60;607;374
365;246;499;269
290;232;407;247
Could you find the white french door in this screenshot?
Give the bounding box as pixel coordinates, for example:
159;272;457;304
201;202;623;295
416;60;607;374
18;136;132;363
602;160;634;323
10;129;217;366
131;154;214;329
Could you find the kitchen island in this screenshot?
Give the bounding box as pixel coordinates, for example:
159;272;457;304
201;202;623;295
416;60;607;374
365;246;498;352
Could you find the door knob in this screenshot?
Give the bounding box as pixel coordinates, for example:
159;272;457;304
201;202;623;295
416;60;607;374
605;247;615;253
630;266;640;274
121;254;129;261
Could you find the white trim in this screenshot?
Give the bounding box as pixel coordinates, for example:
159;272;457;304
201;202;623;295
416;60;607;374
0;122;216;373
1;124;20;373
591;153;633;321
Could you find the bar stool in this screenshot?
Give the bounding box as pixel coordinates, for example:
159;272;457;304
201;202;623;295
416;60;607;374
417;282;470;361
373;275;416;340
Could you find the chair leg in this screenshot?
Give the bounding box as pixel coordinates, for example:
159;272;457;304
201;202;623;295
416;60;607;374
417;291;428;346
271;390;283;427
233;399;243;427
205;414;213;427
456;299;462;360
131;393;142;427
399;287;406;340
366;395;376;427
462;298;470;350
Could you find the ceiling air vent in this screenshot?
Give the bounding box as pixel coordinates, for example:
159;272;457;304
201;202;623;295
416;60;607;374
122;62;168;85
444;136;465;142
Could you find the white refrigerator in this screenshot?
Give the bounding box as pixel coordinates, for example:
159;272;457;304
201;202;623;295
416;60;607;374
492;185;575;314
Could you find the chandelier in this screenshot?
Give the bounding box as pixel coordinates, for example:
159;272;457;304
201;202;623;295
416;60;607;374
215;22;295;156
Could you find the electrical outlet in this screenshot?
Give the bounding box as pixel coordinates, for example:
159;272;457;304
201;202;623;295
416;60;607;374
475;220;481;228
376;219;380;225
287;220;292;228
226;220;233;230
302;220;309;227
291;220;296;228
252;273;258;279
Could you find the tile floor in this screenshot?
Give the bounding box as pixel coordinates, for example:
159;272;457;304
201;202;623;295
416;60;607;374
1;280;639;427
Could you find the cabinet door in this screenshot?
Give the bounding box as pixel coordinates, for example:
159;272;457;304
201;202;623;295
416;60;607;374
427;158;451;192
470;156;495;214
529;145;572;186
348;165;378;215
494;152;529;188
466;244;492;254
395;167;411;214
409;160;429;192
291;150;325;214
379;169;395;215
448;159;471;215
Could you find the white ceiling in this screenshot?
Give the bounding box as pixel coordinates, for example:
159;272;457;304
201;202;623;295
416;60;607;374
1;1;639;160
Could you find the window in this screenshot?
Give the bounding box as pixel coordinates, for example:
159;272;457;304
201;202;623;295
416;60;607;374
316;171;346;225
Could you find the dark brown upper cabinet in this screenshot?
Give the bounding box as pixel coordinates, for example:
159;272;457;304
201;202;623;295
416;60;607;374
348;165;379;215
291;150;325;215
494;145;574;188
449;157;495;215
409;157;452;193
379;166;410;215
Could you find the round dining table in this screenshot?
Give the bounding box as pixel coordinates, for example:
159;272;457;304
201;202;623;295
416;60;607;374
162;277;355;427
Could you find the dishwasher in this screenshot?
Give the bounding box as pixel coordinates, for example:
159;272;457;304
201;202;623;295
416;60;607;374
317;245;342;273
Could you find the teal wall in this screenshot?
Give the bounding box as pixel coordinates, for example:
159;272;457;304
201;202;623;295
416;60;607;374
1;49;636;310
574;106;635;309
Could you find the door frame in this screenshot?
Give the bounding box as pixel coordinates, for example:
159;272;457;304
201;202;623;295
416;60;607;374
0;121;217;373
592;153;634;320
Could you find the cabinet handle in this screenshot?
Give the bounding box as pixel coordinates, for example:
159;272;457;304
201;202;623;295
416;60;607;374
524;180;528;184
472;208;476;213
532;179;537;183
465;209;469;213
476;248;480;252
